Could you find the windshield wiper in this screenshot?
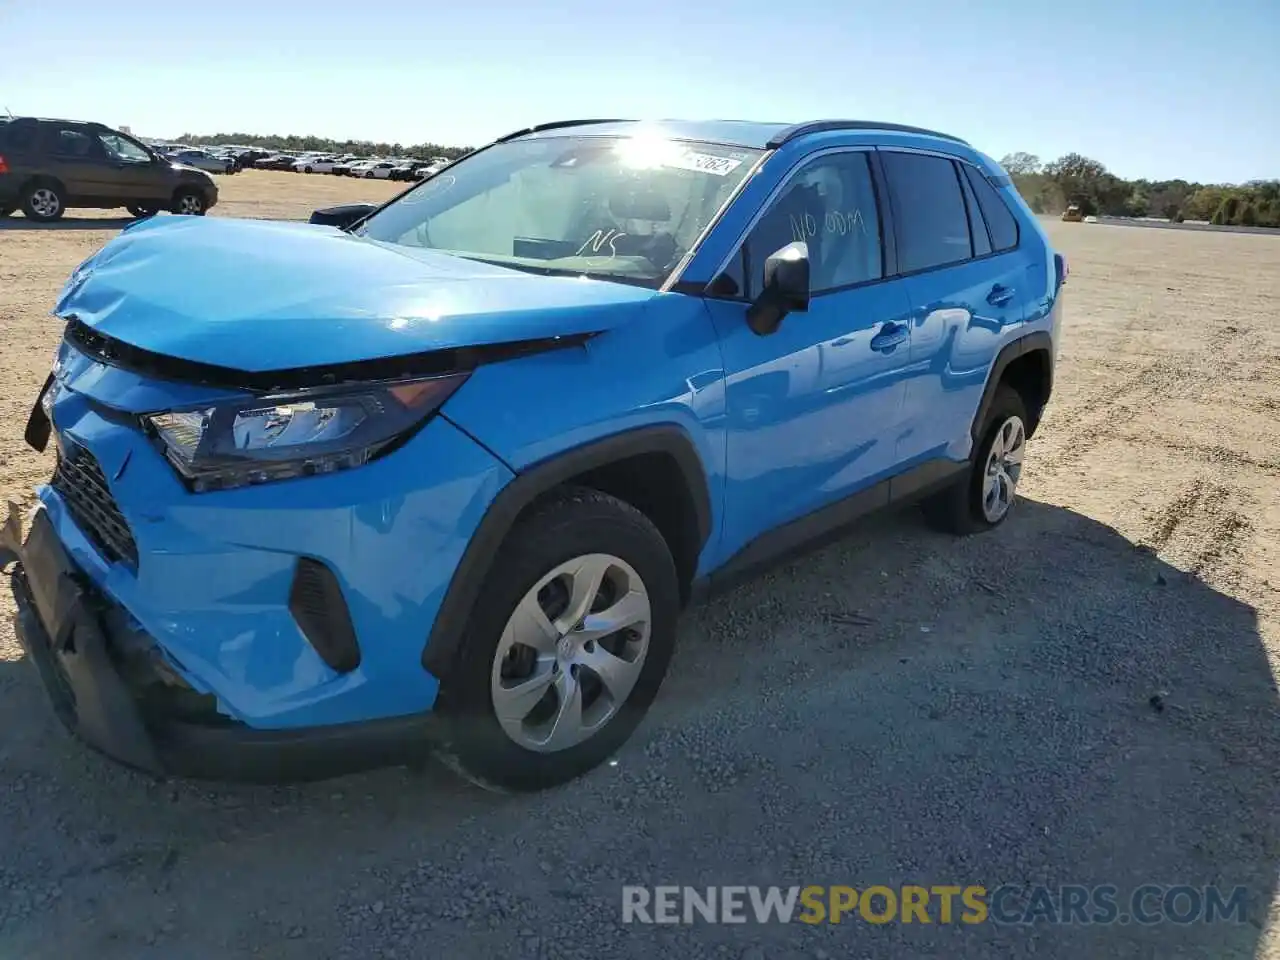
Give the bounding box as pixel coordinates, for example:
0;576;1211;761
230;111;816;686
456;255;659;288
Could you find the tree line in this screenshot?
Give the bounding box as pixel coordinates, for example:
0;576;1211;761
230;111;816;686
177;132;474;163
1000;152;1280;228
177;132;1276;229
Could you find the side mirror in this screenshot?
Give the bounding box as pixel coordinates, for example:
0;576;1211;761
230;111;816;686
309;202;379;230
746;242;811;336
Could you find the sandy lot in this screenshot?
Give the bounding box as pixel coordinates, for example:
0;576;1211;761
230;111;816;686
1;171;1278;959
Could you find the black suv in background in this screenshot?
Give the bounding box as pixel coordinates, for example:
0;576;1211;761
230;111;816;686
0;117;218;222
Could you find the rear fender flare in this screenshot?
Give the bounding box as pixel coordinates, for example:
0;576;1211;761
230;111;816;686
971;331;1053;442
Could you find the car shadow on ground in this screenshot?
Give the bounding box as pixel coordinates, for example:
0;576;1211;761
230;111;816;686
0;216;135;231
0;496;1275;958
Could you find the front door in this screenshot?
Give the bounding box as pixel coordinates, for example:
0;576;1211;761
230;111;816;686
702;149;915;562
95;130;167;201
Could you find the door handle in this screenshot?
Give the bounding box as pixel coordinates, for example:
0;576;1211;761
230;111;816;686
869;321;908;352
987;284;1015;306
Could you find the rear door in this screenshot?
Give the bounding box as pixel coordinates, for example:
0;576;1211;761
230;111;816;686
45;124;114;200
879;149;1028;467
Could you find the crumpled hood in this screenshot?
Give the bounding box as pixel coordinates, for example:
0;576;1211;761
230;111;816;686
56;216;656;372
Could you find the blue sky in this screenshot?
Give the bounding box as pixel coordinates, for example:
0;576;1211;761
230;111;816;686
2;0;1276;184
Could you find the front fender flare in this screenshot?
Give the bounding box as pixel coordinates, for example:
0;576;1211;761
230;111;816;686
421;423;711;681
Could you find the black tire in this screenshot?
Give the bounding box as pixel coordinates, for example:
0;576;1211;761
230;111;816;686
365;171;375;179
171;189;207;216
21;181;66;222
127;204;157;218
435;487;680;792
303;166;313;174
921;384;1029;535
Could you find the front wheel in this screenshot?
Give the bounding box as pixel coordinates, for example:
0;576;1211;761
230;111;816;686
171;189;207;216
921;384;1028;535
435;488;680;792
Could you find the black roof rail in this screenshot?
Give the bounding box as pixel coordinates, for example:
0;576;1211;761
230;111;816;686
496;119;632;143
766;120;968;149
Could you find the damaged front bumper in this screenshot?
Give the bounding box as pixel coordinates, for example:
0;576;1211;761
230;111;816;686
1;502;437;782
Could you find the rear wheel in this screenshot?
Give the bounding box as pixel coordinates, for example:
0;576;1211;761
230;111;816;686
435;488;680;792
171;189;206;216
21;182;65;222
922;384;1028;535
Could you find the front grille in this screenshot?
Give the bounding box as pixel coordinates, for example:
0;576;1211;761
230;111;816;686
51;444;139;570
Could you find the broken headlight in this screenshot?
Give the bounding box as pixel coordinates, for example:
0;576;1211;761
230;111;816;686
143;373;468;492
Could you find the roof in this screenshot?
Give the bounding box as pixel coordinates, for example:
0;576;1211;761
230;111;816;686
501;118;967;149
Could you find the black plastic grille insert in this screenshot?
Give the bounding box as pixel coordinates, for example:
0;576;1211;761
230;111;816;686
51;444;139;570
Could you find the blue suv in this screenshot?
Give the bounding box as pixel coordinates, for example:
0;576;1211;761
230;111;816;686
3;119;1065;790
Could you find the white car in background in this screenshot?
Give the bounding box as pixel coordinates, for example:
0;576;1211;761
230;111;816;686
360;160;399;179
295;156;340;174
344;160;378;178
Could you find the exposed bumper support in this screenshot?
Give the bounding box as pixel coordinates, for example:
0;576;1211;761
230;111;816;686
2;501;437;783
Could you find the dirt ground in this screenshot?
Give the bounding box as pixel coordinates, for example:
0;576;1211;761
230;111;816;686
1;171;1278;959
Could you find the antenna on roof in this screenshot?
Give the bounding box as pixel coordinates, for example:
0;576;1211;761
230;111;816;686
3;106;13;119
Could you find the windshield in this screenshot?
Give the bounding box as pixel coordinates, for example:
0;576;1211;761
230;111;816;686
356;135;763;287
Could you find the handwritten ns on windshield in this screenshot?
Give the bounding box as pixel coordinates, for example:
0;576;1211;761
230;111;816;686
576;229;626;258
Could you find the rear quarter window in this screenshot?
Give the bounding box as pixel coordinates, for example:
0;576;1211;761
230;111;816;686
962;165;1019;251
0;121;39;152
880;152;972;273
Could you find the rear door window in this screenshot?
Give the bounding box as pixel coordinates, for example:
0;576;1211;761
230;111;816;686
880;152;972;273
962;165;1020;251
50;127;101;159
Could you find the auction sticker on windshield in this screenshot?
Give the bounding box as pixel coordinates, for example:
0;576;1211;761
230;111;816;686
667;151;744;176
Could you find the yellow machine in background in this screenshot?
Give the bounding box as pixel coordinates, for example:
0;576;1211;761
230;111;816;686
1062;203;1084;222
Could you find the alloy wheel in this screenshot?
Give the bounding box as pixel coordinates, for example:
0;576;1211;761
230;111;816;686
29;188;61;218
982;415;1026;522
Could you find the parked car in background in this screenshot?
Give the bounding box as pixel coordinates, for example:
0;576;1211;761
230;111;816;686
236;149;274;168
165;148;235;174
296;156;340;174
5;118;1061;790
0;116;217;220
254;154;300;171
360;160;400;179
344;160;378;177
389;162;420;181
330;158;364;176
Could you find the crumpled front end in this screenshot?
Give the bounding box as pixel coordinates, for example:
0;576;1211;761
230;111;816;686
4;332;513;781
